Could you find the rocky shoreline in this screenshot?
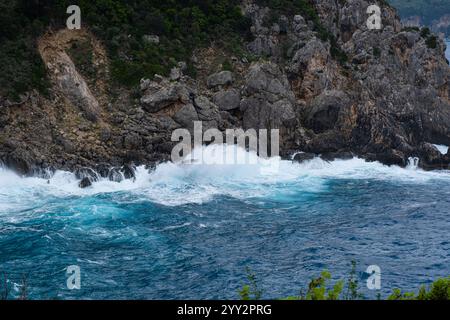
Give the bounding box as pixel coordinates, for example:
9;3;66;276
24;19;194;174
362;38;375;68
1;0;450;187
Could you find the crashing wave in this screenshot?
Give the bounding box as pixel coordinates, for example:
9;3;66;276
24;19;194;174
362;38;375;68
1;144;450;209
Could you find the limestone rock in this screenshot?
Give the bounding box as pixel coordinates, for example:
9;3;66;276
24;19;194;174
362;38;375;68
213;89;241;111
207;71;234;88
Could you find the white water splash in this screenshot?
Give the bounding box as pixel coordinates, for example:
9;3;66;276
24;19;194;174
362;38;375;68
433;144;449;155
406;157;419;170
1;144;450;209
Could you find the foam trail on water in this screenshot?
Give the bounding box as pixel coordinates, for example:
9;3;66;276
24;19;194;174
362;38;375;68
1;144;450;209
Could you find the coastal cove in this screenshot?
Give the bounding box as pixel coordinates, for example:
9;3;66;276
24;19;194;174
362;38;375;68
1;0;450;301
1;147;450;299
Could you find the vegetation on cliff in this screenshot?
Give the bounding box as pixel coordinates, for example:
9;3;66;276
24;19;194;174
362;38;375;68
0;0;345;101
0;0;255;101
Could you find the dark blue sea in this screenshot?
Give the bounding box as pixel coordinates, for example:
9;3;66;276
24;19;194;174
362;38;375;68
1;144;449;300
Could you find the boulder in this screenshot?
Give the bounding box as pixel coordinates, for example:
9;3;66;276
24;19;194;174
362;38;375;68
207;71;234;88
79;177;92;188
192;96;221;128
108;167;123;182
417;142;449;170
213;89;241;111
141;83;190;113
75;167;99;182
320;151;354;162
365;149;408;167
293;152;316;163
173;103;199;128
121;164;136;180
2;152;33;176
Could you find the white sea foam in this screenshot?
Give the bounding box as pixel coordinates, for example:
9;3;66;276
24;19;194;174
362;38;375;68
1;144;450;209
433;144;449;155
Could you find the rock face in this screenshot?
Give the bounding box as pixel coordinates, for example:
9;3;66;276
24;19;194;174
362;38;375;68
1;0;450;180
239;62;298;151
140;81;190;113
213;89;241;111
38;30;102;122
207;71;234;88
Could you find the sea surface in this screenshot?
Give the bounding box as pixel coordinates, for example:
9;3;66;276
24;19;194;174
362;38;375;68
0;145;449;299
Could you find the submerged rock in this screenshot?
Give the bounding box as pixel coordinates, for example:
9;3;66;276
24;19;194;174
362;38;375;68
293;153;316;163
75;167;99;182
417;143;450;170
107;167;124;182
1;152;33;176
121;164;136;180
79;177;92;188
320;151;354;162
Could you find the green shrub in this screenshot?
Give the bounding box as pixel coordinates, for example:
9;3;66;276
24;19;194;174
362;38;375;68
388;276;450;300
238;267;263;300
425;35;438;49
373;47;381;58
222;60;233;72
238;262;450;300
420;27;431;39
0;0;253;93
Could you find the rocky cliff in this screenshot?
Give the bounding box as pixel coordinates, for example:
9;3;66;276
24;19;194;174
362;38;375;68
1;0;450;184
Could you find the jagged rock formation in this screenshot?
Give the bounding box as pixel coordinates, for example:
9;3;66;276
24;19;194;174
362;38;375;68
1;0;450;180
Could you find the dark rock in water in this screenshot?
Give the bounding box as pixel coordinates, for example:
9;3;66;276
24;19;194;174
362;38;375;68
293;153;316;163
145;162;157;172
365;150;407;167
32;167;55;179
79;177;92;188
108;167;124;182
2;153;32;176
417;143;449;170
75;167;99;182
320;151;354;162
121;164;136;180
95;164;111;178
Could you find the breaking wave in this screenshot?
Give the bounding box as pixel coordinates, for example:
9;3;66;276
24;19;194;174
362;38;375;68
1;144;450;209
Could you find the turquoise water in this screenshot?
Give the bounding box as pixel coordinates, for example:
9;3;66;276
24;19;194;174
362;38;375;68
1;146;450;299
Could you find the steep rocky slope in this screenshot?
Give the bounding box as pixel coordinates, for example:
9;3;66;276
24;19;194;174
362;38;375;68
1;0;450;184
